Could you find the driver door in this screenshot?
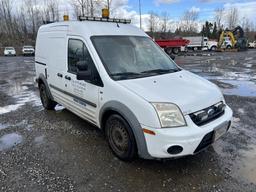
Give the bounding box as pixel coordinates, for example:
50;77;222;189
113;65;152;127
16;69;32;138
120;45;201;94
63;37;100;125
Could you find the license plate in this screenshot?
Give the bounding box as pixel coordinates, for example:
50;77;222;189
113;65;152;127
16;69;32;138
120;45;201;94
214;122;229;141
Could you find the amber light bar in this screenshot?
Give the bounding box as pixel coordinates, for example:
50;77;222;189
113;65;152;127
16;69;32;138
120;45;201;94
78;16;131;24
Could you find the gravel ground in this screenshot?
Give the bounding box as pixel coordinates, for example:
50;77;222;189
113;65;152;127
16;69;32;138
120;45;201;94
0;50;256;192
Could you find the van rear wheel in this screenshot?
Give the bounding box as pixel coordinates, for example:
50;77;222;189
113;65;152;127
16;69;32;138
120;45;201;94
105;114;137;161
39;83;56;110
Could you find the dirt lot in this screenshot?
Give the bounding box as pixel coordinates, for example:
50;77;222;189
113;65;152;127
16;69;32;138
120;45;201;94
0;50;256;192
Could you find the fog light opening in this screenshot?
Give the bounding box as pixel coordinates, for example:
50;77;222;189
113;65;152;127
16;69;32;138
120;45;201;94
167;145;183;155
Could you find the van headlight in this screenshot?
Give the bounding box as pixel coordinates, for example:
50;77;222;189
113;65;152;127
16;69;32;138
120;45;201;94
152;103;186;128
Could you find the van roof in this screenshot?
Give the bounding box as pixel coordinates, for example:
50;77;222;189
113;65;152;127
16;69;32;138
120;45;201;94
38;21;147;38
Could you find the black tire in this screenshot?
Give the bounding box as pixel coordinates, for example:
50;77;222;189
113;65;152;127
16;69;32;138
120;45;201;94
39;83;56;110
105;114;137;161
165;47;172;55
172;47;179;54
210;46;217;51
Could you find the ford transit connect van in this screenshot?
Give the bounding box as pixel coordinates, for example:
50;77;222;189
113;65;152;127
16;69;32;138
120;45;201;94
35;17;233;161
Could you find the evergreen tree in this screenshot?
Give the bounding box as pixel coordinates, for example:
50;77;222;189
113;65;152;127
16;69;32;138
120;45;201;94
202;21;213;38
212;22;218;39
201;25;206;37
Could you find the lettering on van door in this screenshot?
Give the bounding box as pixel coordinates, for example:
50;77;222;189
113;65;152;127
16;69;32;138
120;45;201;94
71;80;86;96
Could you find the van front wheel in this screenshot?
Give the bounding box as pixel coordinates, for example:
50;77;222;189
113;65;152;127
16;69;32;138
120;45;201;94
39;83;56;110
105;114;137;161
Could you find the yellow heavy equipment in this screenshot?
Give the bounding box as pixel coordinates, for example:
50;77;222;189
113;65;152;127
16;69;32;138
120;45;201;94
217;26;247;51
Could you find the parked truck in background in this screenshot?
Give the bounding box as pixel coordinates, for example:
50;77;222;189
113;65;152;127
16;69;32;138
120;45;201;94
185;36;207;51
155;38;190;55
22;45;35;56
248;41;256;48
184;36;218;51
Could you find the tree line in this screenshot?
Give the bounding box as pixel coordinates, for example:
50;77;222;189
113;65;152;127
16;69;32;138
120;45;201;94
148;7;255;40
0;0;255;47
0;0;109;46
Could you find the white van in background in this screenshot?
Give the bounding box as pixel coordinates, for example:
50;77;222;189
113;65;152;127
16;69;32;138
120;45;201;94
35;17;232;161
4;47;16;56
22;45;35;56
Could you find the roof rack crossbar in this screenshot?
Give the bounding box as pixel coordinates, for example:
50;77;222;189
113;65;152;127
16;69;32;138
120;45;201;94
78;16;131;24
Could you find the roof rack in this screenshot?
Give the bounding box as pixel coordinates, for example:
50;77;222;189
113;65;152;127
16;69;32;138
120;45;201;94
43;20;55;24
78;16;131;24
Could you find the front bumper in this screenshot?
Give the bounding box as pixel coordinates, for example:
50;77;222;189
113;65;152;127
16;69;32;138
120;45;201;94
23;51;35;55
4;52;16;56
142;106;233;158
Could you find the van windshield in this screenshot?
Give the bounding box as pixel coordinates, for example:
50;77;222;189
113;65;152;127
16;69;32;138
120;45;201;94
91;36;180;80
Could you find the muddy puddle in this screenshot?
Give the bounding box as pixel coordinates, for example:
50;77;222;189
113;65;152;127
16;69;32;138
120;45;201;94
0;133;23;151
212;79;256;97
0;81;42;114
235;145;256;184
0;123;10;130
179;54;256;97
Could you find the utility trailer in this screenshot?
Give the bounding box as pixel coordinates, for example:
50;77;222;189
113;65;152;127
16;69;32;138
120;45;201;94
155;38;190;54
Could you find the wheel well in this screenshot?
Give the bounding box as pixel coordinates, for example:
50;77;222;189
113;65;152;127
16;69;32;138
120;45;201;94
101;109;139;155
38;78;44;87
101;109;119;133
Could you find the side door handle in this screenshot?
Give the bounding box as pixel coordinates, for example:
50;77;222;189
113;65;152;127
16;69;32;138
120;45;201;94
65;75;71;80
57;73;63;78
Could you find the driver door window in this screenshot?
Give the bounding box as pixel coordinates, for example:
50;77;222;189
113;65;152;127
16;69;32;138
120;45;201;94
68;39;94;74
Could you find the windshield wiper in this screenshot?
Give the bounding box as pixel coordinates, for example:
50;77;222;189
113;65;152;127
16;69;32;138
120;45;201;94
110;72;143;80
110;72;141;76
141;68;180;74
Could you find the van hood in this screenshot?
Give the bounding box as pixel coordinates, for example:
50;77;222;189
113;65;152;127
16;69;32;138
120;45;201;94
117;70;224;115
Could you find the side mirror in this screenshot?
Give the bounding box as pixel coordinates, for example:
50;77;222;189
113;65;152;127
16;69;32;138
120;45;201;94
77;69;92;80
76;61;92;80
77;61;88;71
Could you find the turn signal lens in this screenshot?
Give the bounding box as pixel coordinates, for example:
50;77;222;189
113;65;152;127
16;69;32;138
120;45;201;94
143;128;156;135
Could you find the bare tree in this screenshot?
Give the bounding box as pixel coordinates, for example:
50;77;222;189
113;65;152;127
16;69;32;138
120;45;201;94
47;0;60;21
148;11;159;36
160;11;169;33
70;0;88;17
181;9;199;33
241;16;251;36
214;7;224;30
17;3;28;40
70;0;104;18
0;0;15;38
226;7;239;29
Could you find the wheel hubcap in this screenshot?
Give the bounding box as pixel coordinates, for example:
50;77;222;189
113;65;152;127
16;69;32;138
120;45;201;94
109;119;129;154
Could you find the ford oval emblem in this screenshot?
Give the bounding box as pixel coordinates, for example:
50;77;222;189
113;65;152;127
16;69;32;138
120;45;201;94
207;108;215;116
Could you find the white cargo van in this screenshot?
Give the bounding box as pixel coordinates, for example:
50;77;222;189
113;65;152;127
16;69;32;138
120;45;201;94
35;17;233;161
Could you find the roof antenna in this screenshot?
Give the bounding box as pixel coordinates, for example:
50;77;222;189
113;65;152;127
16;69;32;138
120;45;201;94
117;22;120;28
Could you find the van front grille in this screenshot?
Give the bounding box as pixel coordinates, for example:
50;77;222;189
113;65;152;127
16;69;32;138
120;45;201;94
189;102;225;126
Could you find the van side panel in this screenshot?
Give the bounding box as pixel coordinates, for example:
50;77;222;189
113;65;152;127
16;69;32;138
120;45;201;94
35;26;68;103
